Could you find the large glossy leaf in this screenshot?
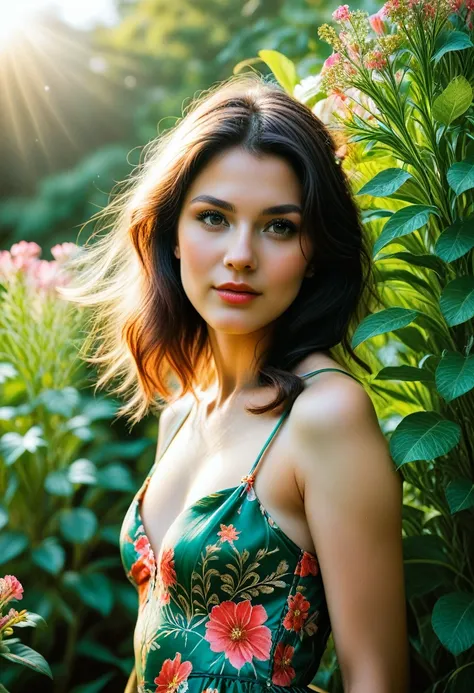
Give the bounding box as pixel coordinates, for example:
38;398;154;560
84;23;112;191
432;30;474;64
258;49;298;93
373;205;439;256
0;531;29;565
351;307;419;348
389;411;461;467
432;76;473;125
439;276;474;326
62;572;114;616
0;426;47;466
445;478;474;513
59;508;97;544
432;592;474;655
378;251;447;277
0;641;52;678
356;168;412;197
434;216;474;262
31;537;66;575
375;365;435;382
13;611;47;629
435;351;474;401
447;155;474;195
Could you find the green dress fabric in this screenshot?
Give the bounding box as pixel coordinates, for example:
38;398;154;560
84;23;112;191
120;368;359;692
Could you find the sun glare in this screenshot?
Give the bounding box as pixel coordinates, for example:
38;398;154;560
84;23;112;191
0;2;47;48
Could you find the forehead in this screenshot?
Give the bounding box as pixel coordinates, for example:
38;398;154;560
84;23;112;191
183;147;302;208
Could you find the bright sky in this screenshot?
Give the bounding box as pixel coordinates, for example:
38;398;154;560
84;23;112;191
0;0;118;42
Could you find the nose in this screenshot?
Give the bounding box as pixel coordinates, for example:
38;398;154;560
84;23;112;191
222;224;257;271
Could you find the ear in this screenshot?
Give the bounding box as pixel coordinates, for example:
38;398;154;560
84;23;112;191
174;246;180;259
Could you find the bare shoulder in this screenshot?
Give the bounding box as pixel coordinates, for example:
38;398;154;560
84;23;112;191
156;391;194;458
289;371;408;690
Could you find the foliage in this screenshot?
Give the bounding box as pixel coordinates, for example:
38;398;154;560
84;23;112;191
245;0;474;690
0;574;52;689
0;242;156;692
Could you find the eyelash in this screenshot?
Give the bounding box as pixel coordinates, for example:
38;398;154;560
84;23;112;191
195;210;297;238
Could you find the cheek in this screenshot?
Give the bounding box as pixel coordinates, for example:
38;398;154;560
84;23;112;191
270;254;307;288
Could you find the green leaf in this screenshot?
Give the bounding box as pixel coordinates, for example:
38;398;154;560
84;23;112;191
373;205;439;256
62;572;114;616
76;637;131;674
44;470;74;497
361;209;393;223
447;156;474;196
389;411;461;467
403;535;452;599
435;351;474;401
31;537;66;575
439;276;474;326
59;508;97;544
96;463;134;492
14;611;48;629
432;30;474;64
68;458;97;485
434;216;474;261
0;684;10;692
99;525;121;546
375;365;435;382
81;398;118;421
433;76;473;125
0;531;29;565
70;672;115;693
36;387;80;417
258;49;298;93
351;307;419;348
356;168;412;197
0;504;8;531
377;251;447;277
0;426;47;466
432;592;474;655
446;478;474;513
0;641;52;678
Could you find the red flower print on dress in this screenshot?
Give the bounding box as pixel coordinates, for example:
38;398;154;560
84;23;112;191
283;591;310;632
204;599;272;670
272;641;296;685
154;651;192;692
159;547;177;588
131;534;154;586
217;523;241;544
295;551;319;577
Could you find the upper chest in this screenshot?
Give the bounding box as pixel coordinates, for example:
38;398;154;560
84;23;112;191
139;400;306;557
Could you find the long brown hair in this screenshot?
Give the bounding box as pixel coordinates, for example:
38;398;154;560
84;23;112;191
59;72;376;429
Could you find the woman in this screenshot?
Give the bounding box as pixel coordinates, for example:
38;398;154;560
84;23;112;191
61;74;408;693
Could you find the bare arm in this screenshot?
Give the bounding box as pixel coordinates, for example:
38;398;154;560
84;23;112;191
293;377;409;693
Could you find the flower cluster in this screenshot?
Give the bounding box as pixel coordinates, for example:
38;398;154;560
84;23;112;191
0;575;27;638
0;241;79;294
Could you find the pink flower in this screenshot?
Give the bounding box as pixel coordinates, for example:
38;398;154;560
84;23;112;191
322;52;341;71
369;9;387;34
153;652;192;692
51;242;79;263
204;600;272;670
0;250;17;279
0;608;19;631
272;642;296;685
332;4;351;21
0;575;24;606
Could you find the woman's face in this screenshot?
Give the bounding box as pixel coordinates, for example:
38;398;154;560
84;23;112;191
175;146;314;336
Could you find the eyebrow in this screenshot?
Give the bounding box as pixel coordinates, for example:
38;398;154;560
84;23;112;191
189;195;302;216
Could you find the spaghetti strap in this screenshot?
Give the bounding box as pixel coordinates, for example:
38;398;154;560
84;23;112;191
244;366;360;482
152;398;195;471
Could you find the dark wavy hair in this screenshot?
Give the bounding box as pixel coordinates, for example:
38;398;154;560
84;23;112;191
59;72;377;428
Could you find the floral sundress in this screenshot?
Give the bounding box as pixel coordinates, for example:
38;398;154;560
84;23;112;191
120;368;360;692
